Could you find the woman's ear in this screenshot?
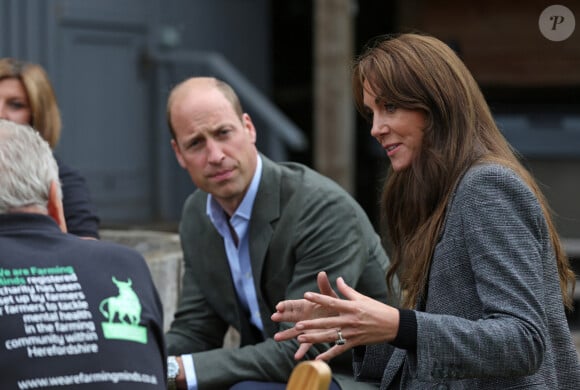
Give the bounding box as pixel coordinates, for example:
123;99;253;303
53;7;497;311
48;180;67;233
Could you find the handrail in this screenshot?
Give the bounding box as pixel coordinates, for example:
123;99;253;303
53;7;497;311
150;49;308;152
563;237;580;258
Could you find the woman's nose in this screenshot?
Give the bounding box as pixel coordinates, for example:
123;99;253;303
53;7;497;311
370;119;389;141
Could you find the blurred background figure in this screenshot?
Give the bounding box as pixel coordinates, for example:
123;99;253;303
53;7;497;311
0;58;100;238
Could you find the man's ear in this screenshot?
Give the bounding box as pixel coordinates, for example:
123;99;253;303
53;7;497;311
171;139;187;169
242;113;257;144
48;180;67;233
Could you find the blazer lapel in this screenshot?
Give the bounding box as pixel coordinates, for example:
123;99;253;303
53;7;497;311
201;222;240;325
380;348;406;389
248;155;281;283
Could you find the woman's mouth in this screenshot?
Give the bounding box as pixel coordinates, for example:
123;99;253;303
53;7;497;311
385;143;401;156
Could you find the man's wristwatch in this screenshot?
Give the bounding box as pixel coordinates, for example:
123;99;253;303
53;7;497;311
167;356;180;390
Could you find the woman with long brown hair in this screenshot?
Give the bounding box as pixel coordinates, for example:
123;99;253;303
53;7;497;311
272;33;580;388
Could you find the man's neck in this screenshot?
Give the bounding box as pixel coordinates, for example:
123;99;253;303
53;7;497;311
8;205;47;214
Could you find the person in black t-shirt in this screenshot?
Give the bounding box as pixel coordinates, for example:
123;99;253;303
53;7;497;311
0;119;166;390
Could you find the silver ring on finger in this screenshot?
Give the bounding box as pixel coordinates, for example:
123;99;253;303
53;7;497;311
336;329;346;345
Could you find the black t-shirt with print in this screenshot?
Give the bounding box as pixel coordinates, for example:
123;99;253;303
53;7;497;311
0;213;166;390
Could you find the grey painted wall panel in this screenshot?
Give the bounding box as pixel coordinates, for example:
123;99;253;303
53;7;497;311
1;0;295;226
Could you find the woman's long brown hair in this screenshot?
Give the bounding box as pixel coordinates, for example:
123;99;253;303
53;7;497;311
352;33;575;310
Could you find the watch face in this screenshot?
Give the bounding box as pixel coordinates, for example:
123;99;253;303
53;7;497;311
168;357;179;377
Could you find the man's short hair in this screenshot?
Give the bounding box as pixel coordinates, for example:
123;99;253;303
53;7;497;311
0;119;61;213
166;77;244;139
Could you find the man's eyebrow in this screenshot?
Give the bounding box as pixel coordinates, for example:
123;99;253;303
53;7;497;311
181;133;203;146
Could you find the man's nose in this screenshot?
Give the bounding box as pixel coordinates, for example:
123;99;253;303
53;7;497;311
206;139;225;162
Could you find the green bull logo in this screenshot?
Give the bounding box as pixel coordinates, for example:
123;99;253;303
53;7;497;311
99;277;147;344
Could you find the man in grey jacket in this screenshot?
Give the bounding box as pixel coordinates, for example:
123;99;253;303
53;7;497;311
164;77;392;389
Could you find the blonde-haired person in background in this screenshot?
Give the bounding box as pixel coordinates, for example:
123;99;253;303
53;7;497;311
0;57;99;238
272;33;580;389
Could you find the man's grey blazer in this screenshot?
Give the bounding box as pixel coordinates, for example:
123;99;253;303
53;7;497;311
166;154;391;389
352;164;580;389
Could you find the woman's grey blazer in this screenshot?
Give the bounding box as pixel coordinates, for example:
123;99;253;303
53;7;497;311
353;163;580;389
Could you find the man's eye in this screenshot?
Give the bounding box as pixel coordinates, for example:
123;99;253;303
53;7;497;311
187;139;201;149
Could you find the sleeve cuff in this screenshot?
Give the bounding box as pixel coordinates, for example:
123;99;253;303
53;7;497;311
390;308;417;350
181;354;197;390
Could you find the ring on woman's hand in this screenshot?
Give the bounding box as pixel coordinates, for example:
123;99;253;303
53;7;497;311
336;329;346;345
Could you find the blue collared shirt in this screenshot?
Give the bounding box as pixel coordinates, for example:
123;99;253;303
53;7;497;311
206;154;264;331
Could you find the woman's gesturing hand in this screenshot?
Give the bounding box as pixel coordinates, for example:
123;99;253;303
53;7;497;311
272;271;340;359
272;271;399;361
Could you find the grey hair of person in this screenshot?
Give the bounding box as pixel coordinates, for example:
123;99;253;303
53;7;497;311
0;119;61;213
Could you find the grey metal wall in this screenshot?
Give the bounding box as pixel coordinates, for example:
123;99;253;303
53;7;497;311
497;114;580;241
1;0;304;226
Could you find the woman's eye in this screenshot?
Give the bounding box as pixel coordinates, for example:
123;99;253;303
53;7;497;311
385;103;396;113
8;101;27;110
